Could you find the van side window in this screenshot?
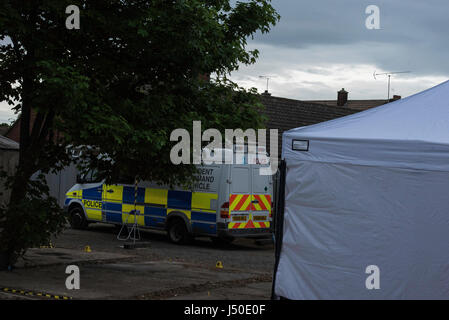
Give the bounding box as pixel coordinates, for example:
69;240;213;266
78;168;99;183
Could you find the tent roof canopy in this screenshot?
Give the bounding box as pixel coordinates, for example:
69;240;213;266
282;80;449;171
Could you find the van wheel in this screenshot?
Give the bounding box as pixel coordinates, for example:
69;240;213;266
69;206;88;230
167;219;191;244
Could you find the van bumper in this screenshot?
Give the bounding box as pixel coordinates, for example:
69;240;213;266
217;223;272;239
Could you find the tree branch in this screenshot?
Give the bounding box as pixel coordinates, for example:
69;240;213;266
29;111;45;145
9;36;23;67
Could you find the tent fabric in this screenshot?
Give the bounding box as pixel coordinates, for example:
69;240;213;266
275;80;449;299
282;80;449;171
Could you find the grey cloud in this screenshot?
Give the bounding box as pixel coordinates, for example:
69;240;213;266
249;0;449;76
0;101;16;123
260;0;448;46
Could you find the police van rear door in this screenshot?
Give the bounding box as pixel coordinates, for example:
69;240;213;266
228;165;252;229
251;166;272;229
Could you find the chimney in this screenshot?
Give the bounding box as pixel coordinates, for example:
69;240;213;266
261;90;271;96
337;88;348;106
388;95;401;103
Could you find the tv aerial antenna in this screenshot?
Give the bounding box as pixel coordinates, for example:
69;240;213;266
259;75;275;93
373;71;411;101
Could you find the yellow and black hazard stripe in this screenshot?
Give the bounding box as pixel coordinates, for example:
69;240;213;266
1;287;72;300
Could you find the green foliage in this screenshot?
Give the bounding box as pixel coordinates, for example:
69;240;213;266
1;0;279;179
0;173;68;266
0;0;279;263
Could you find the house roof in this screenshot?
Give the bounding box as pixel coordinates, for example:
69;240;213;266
260;94;358;156
304;99;387;110
0;126;9;136
0;135;19;150
4;95;361;155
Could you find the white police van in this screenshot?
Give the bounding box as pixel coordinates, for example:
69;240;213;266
64;147;274;244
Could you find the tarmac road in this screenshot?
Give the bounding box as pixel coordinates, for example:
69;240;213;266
0;223;275;300
56;223;275;273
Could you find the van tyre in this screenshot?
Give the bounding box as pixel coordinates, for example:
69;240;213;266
69;206;88;230
167;219;191;244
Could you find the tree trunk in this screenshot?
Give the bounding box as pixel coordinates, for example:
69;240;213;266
3;33;37;266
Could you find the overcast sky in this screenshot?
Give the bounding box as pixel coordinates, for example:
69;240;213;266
1;0;448;123
229;0;449;101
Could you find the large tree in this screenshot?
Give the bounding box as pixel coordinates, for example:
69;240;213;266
0;0;279;265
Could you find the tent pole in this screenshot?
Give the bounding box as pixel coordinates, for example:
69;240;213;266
271;159;287;300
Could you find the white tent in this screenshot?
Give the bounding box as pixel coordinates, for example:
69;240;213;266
274;80;449;299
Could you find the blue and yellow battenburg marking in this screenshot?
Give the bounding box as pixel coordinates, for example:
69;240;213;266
66;185;219;235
